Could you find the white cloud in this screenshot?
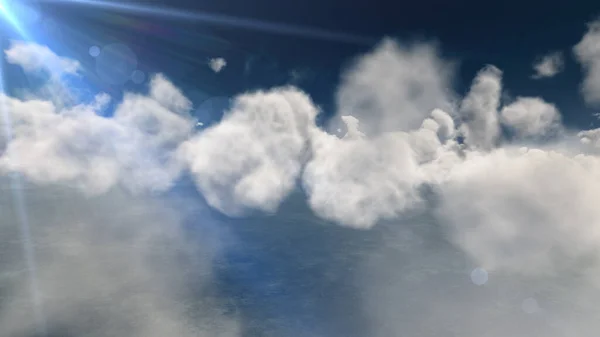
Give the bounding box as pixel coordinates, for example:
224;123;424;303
579;127;600;146
435;147;600;275
458;65;502;150
208;57;227;73
303;119;424;229
500;97;562;137
574;20;600;105
302;109;456;229
335;39;455;135
0;75;194;195
532;51;564;79
430;108;455;140
149;73;193;114
9;39;600;337
4;40;80;78
178;87;318;216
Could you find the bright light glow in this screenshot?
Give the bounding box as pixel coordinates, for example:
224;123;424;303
0;0;29;37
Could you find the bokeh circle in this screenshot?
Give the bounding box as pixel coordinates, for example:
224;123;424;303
470;267;488;286
95;43;138;86
131;70;146;84
89;46;100;57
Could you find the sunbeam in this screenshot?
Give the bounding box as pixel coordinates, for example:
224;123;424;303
0;3;48;336
0;50;48;337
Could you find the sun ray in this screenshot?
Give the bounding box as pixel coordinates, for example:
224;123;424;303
0;4;48;336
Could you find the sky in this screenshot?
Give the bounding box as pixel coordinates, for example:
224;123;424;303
3;1;600;337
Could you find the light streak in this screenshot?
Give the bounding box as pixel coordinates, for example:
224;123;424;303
41;0;376;45
0;4;48;336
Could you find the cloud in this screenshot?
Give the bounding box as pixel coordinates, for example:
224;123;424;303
335;39;456;135
0;75;193;195
303;117;424;229
574;20;600;105
4;40;80;78
458;65;502;150
302;108;457;229
532;51;564;79
8;38;600;337
178;87;318;216
149;73;193;114
435;147;600;274
289;67;314;84
430;108;455;140
0;182;240;337
209;57;227;73
579;126;600;146
500;97;562;138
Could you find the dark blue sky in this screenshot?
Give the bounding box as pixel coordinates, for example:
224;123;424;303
20;0;600;129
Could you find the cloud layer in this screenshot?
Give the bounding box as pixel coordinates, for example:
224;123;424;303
0;182;240;337
4;23;600;336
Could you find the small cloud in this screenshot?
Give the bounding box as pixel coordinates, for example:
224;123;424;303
575;21;600;105
290;69;304;82
4;40;80;78
532;51;564;79
208;57;227;73
289;68;313;84
500;96;562;137
149;73;192;114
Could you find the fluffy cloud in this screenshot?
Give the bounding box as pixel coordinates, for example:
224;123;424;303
209;57;227;73
430;107;455;140
458;65;502;150
178;87;318;216
302;108;457;229
303;118;424;229
574;20;600;105
500;97;562;137
435;147;600;275
148;73;193;114
0;74;193;195
4;40;80;78
335;39;455;135
7;37;600;337
532;51;564;79
579;127;600;146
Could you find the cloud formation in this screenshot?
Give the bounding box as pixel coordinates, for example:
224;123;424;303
0;73;194;195
532;51;564;79
0;183;239;337
575;20;600;105
5;29;600;336
500;97;562;138
335;39;455;135
209;57;227;73
458;65;502;150
178;87;318;216
4;40;80;78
